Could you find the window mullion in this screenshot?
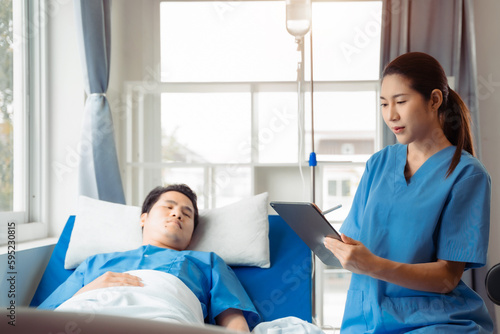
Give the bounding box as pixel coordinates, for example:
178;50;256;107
12;0;27;215
28;0;47;224
251;84;259;164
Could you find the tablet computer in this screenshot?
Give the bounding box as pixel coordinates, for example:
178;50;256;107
270;201;343;267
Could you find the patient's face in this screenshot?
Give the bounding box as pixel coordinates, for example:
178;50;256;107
140;191;195;250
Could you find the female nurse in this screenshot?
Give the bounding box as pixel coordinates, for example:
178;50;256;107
324;52;494;333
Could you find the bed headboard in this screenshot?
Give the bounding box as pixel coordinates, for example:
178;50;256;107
30;215;313;328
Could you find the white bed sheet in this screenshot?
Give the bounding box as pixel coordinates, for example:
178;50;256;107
55;269;204;326
53;269;323;333
252;317;324;334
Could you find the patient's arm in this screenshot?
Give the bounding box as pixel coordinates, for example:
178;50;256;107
215;308;250;332
74;271;144;296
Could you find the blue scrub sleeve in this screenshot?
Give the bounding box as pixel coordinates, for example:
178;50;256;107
437;172;491;269
37;260;87;309
208;254;260;325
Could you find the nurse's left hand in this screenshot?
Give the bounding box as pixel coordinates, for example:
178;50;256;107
324;234;379;276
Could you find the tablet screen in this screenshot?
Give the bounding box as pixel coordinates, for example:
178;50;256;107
270;201;342;267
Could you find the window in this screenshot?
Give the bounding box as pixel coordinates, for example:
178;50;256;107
342;180;351;197
0;0;15;213
328;180;337;197
125;0;382;328
0;0;46;245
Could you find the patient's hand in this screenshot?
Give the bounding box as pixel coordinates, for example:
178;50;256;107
74;271;144;296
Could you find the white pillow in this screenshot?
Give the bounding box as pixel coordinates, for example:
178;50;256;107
188;192;270;268
64;196;143;269
65;193;270;269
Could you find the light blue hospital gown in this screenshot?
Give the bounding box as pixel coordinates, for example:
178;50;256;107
339;144;494;333
38;245;260;325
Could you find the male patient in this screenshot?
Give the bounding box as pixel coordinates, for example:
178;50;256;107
38;184;259;332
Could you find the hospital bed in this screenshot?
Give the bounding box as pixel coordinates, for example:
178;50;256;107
25;208;314;332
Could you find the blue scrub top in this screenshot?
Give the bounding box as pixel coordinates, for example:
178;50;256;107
340;144;493;333
38;245;260;325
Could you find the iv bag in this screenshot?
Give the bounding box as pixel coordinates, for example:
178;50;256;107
285;0;311;38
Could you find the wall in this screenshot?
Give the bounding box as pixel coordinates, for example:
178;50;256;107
108;0;150;169
0;244;54;307
474;0;500;330
46;1;83;236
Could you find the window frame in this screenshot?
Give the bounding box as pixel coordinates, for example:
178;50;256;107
0;0;47;246
124;80;380;207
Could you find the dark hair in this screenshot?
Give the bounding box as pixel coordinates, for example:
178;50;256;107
141;184;199;229
382;52;475;177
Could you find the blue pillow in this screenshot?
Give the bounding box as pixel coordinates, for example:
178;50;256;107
30;216;76;307
233;215;312;326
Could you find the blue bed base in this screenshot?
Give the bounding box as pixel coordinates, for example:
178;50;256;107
30;215;313;328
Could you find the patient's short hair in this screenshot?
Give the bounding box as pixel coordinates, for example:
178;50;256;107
142;184;199;229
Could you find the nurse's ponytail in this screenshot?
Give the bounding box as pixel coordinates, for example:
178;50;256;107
441;87;475;176
382;52;475;177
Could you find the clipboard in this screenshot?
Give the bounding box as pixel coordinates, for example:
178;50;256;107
270;201;342;267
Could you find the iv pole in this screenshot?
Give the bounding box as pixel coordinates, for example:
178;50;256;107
287;4;316;202
309;25;316;205
307;27;322;328
292;20;321;328
286;0;319;326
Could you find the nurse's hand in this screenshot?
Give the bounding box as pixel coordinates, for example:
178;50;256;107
324;234;379;276
325;234;466;293
74;271;144;296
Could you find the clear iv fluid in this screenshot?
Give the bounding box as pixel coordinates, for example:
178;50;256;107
286;0;311;38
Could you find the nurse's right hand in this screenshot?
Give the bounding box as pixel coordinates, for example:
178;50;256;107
74;271;144;296
324;234;380;276
325;234;466;292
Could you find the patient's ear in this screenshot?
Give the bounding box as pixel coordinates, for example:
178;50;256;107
140;213;147;227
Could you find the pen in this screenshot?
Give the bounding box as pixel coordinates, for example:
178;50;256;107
322;204;342;215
